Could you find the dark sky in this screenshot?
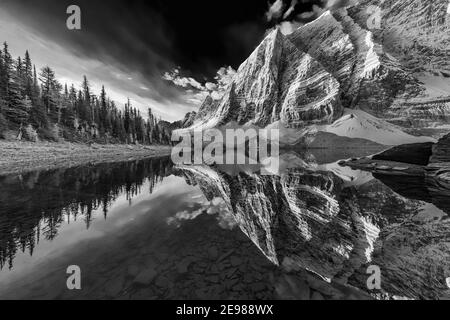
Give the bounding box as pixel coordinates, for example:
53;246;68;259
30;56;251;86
0;0;329;120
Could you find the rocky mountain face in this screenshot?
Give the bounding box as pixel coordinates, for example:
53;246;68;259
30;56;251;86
176;162;450;299
346;0;450;127
429;133;450;167
161;111;198;132
178;0;450;142
186;29;342;131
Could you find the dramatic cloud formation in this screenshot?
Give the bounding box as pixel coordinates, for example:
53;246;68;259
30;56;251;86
0;0;199;121
0;0;266;121
266;0;286;21
0;0;336;121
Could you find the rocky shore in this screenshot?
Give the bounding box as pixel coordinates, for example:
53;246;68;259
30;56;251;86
0;141;172;176
339;134;450;183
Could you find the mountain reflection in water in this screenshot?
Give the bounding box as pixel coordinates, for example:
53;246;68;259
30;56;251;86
0;151;449;300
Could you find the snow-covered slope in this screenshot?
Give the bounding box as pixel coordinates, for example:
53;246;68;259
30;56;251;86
320;109;436;145
317;161;374;186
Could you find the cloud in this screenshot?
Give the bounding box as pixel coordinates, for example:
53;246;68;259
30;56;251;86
277;21;302;35
0;0;255;122
1;0;353;121
0;1;202;122
163;66;236;104
166;197;237;230
325;0;352;9
266;0;285;22
310;4;327;16
215;66;237;90
265;0;354;35
162;70;204;90
205;82;218;91
297;10;316;19
283;0;298;19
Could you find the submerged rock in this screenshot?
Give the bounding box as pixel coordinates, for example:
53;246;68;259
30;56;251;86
134;268;157;285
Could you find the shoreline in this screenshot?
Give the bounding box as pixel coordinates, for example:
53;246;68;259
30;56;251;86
0;141;173;176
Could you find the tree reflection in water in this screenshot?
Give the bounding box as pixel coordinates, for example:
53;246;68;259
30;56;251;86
0;157;173;270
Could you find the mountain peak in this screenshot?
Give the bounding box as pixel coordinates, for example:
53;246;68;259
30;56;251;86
180;0;449;145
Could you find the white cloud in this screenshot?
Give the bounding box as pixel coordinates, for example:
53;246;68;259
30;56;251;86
214;66;236;89
283;0;298;19
205;82;218;91
266;0;285;22
278;21;303;35
163;66;236;105
162;70;205;91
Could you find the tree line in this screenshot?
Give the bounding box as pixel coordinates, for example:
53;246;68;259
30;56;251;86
0;42;172;144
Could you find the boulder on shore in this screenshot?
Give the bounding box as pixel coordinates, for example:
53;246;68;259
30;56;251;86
429;134;450;167
372;142;434;166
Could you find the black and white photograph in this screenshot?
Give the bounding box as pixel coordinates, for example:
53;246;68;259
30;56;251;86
0;0;449;306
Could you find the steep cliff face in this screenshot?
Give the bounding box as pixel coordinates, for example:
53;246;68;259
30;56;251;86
179;0;449;142
346;0;450;126
288;3;449;124
288;11;355;96
195;96;219;123
349;0;450;75
186;29;342;131
288;9;419;117
176;163;450;299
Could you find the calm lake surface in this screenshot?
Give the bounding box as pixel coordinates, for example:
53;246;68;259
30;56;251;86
0;150;449;300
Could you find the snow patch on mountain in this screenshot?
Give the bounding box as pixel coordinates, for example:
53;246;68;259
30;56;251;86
265;121;312;146
363;32;381;76
416;74;450;99
318;161;374;186
320;109;437;145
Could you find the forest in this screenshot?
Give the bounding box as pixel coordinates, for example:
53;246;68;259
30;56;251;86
0;42;172;145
